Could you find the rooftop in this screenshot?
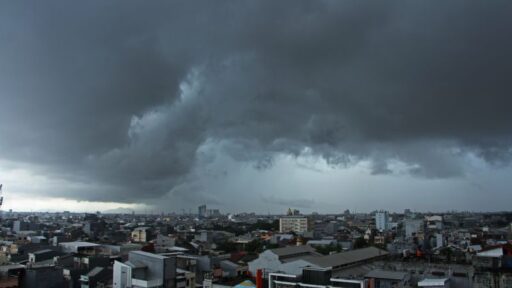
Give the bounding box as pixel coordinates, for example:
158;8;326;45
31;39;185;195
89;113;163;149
87;266;105;277
130;250;168;260
133;227;151;231
270;245;319;259
477;247;503;258
32;249;54;255
365;269;408;281
305;247;388;269
59;241;100;248
418;278;449;286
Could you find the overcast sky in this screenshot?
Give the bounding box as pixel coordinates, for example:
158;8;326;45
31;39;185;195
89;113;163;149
1;1;512;214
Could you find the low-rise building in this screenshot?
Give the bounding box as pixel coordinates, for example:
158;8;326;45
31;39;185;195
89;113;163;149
279;216;312;234
131;227;154;243
113;250;196;288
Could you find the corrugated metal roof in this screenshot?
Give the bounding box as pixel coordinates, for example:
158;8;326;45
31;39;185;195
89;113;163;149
270;245;319;258
87;267;104;277
59;241;100;248
130;250;168;259
305;247;388;268
365;269;408;280
418;278;449;286
477;247;503;257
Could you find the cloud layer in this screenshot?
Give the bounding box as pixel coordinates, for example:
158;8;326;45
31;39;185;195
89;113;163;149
1;1;512;208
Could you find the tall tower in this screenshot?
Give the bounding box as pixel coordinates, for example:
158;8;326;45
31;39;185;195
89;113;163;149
375;211;389;232
0;184;3;219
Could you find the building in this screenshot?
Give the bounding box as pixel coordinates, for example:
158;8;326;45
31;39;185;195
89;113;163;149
250;246;388;277
307;239;338;247
279;216;312;234
131;227;154;243
365;269;410;288
113;250;177;288
405;219;424;238
59;241;100;255
113;250;196;288
249;245;321;276
287;208;300;216
472;244;512;288
28;249;60;264
375;211;389;232
417;278;450;287
13;221;30;233
198;205;207;218
80;266;111;288
426;215;444;230
206;209;220;217
21;266;66;288
435;233;444;249
265;247;390;288
155;234;176;253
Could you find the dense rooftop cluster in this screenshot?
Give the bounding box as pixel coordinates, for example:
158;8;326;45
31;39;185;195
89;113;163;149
0;208;511;287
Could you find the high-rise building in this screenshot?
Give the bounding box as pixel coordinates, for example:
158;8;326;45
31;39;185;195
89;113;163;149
286;208;301;216
206;209;220;217
198;205;207;218
375;211;389;232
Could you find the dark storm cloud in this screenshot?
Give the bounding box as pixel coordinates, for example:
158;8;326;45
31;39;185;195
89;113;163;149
1;1;512;203
261;196;315;209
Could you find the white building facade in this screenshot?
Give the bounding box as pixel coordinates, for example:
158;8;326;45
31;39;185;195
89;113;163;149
375;211;389;232
279;216;311;234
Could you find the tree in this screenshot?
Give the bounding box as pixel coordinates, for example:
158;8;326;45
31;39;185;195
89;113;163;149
440;247;453;262
315;244;341;255
353;237;369;249
217;241;238;253
246;239;263;253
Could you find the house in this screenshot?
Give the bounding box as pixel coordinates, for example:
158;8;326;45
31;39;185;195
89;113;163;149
60;241;100;255
131;227;155;243
248;245;321;275
21;266;66;288
28;249;61;265
219;259;247;278
307;239;338;247
80;266;111;288
266;248;390;288
113;250;195;288
418;278;450;288
364;269;410;288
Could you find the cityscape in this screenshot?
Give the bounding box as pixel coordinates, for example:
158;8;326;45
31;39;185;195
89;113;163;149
2;1;512;288
0;204;511;287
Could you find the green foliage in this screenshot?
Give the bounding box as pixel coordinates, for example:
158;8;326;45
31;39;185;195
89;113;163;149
265;243;280;249
353;237;369;249
245;239;264;253
211;220;279;236
217;241;238;253
248;220;279;231
440;247;453;261
315;243;341;255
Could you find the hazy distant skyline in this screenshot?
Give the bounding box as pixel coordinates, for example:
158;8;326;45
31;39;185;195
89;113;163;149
1;1;512;213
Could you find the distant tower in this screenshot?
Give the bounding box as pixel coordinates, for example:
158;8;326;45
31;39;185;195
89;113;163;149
0;184;4;218
375;211;389;232
198;205;207;218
